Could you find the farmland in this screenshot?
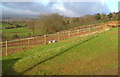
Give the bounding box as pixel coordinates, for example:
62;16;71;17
2;27;118;75
1;2;120;76
2;14;111;41
2;22;41;41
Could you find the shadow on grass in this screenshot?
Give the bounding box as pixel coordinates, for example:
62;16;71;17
20;35;98;74
2;58;21;75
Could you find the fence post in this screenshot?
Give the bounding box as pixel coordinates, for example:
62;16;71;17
57;32;60;41
5;41;8;56
44;35;47;44
28;38;30;46
69;31;71;37
95;26;97;31
79;29;80;36
78;30;80;36
84;28;85;35
89;27;90;34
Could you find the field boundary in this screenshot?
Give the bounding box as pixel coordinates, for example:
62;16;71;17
1;22;114;56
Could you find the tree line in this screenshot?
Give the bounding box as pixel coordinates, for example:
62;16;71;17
28;12;119;36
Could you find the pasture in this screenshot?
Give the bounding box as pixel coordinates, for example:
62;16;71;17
2;27;118;75
2;23;41;40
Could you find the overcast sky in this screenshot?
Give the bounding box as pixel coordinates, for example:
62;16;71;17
1;0;119;17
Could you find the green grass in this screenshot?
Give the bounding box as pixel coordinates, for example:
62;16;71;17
2;23;42;40
62;20;110;30
3;26;41;40
2;22;27;29
2;28;118;75
2;23;11;29
3;27;30;33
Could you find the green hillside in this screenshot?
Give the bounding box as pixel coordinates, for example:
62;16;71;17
2;28;118;75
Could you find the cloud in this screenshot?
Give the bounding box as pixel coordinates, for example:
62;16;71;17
2;1;110;17
2;2;52;14
56;2;110;17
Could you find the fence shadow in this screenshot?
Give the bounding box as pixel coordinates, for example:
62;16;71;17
20;35;98;74
2;58;21;75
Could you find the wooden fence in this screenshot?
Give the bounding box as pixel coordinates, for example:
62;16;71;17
1;24;110;56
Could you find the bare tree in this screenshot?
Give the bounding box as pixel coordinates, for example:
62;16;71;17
28;20;36;37
38;13;65;35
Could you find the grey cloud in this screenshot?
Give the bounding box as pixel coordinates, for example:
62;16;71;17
61;2;110;16
2;2;52;13
2;2;110;17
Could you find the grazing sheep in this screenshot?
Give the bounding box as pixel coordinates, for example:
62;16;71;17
52;40;57;43
49;40;57;43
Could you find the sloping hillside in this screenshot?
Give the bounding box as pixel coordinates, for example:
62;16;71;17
2;28;118;75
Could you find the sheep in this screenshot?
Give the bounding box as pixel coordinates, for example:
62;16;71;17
49;40;57;43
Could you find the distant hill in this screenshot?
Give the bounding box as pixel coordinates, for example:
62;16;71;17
2;15;39;20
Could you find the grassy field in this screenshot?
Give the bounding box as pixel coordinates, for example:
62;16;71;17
2;24;41;40
3;27;32;37
2;28;118;75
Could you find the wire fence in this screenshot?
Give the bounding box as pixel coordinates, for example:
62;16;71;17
1;24;110;56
